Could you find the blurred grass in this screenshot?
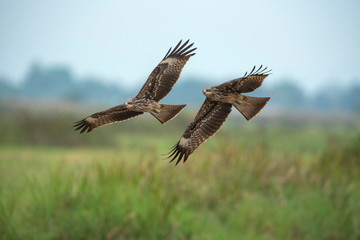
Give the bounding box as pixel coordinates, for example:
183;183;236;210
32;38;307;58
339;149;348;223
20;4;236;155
0;106;359;239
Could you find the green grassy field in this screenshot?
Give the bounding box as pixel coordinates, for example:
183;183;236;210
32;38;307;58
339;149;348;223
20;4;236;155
0;110;359;239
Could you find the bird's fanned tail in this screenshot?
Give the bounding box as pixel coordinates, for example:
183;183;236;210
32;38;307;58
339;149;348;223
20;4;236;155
233;96;270;121
151;104;186;124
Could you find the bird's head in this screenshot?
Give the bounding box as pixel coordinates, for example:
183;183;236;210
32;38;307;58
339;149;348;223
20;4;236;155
124;98;135;109
202;87;214;97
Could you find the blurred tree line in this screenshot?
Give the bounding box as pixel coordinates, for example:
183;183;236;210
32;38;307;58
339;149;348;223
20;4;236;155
0;63;359;113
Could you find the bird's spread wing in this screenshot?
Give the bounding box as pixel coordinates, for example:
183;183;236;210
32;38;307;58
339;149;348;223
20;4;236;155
136;40;196;101
219;65;271;93
167;98;232;165
73;105;143;133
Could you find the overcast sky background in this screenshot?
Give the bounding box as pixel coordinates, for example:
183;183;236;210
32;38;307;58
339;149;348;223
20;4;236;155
1;0;359;93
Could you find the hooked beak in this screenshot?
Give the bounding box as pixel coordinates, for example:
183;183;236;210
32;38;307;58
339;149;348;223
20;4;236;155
202;89;207;95
124;103;128;107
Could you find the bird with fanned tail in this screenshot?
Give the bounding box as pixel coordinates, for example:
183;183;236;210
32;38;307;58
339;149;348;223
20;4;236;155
74;40;196;133
167;65;271;165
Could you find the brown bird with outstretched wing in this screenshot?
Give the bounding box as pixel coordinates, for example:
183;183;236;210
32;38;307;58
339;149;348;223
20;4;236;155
168;65;271;165
74;40;196;133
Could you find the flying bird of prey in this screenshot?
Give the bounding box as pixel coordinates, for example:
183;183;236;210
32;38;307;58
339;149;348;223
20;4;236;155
167;65;271;165
74;40;196;133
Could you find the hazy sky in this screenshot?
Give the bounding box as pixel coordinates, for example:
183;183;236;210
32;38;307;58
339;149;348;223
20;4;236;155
1;0;359;92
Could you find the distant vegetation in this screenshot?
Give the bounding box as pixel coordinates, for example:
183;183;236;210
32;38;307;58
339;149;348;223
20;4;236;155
1;63;359;113
0;70;359;238
0;106;359;239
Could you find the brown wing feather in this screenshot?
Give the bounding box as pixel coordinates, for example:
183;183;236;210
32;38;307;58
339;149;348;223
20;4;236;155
219;65;271;93
136;40;196;101
167;98;232;165
73;105;143;133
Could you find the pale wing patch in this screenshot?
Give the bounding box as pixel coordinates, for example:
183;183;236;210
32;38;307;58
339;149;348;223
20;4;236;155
160;58;177;65
85;116;96;123
179;137;189;147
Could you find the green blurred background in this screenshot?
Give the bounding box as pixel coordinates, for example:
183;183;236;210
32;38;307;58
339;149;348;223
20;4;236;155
1;1;360;239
